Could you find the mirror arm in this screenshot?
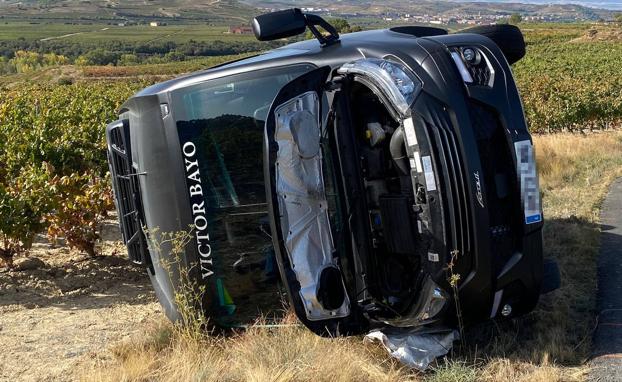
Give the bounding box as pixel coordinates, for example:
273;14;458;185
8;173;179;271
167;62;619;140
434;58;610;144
304;13;340;46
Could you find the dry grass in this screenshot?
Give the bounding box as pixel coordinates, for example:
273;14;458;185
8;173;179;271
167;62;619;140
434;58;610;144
85;131;622;382
85;315;415;382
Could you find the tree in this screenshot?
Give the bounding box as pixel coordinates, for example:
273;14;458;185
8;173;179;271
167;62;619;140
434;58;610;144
329;18;351;33
305;18;362;40
509;13;523;24
0;56;16;75
117;53;139;66
615;13;622;25
164;50;186;62
7;51;69;73
75;49;119;66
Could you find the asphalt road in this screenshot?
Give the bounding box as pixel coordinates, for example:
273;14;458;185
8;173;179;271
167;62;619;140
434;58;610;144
590;177;622;382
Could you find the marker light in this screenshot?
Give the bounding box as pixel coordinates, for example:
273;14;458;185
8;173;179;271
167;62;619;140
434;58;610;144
451;52;474;83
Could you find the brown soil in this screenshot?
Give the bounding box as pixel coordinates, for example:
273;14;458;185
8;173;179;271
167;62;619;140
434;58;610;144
0;219;161;382
571;28;622;42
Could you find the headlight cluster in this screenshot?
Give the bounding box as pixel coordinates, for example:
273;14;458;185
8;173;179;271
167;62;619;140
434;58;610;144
338;58;422;115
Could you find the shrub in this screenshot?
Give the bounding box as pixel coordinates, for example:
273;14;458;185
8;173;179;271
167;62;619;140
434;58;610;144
57;76;74;85
0;164;52;266
117;53;139;66
45;172;114;257
163;50;186;62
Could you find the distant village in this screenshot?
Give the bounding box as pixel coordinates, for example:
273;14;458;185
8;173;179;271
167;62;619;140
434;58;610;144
379;12;555;25
254;6;598;26
379;13;556;25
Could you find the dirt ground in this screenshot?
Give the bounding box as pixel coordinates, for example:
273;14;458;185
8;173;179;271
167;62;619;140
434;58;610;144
0;219;162;382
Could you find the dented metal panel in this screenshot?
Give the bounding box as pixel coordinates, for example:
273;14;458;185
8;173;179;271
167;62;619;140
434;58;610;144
273;91;350;320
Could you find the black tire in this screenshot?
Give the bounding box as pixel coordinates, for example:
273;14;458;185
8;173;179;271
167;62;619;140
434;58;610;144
456;24;526;65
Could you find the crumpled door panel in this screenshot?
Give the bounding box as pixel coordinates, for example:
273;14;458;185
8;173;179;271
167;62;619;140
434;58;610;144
273;91;350;321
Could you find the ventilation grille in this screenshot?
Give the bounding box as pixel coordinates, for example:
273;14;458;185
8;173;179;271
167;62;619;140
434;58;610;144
468;63;491;87
106;120;150;266
425;116;472;260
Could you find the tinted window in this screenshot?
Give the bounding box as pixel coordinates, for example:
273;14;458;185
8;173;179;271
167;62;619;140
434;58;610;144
171;64;315;326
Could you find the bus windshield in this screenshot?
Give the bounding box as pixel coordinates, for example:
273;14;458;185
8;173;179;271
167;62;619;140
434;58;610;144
170;64;315;326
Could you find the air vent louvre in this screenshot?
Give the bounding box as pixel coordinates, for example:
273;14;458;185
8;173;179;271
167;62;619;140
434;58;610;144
106;120;150;266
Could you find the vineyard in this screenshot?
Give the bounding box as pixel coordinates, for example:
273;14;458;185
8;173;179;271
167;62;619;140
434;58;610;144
514;23;622;132
0;81;141;263
1;22;622;380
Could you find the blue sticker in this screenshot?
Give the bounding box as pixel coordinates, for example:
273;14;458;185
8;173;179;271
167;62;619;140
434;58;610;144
526;214;542;224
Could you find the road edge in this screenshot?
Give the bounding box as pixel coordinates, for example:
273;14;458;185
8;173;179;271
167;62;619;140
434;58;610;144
589;177;622;382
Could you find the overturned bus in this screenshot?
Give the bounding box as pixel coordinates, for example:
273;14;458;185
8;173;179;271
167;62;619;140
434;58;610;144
106;9;559;336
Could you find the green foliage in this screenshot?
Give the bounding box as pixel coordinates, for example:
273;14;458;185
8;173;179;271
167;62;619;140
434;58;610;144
80;54;252;78
46;171;114;256
117;53;139;66
0;82;141;174
327;18;363;33
0;22;284;64
75;48;120;66
1;50;69;74
163;50;186;62
57;76;73;85
0;164;52;264
509;13;523;24
329;18;351;33
0;56;15;75
306;18;362;39
0;81;144;262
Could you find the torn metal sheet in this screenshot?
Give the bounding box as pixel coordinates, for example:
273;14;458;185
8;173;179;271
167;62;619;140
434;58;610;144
364;328;458;371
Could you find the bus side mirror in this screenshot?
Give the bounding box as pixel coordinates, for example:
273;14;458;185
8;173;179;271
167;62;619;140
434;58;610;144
252;8;340;46
252;8;307;41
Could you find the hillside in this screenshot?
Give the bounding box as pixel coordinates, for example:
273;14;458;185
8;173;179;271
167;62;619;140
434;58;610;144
0;0;616;24
250;0;615;20
0;0;258;24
